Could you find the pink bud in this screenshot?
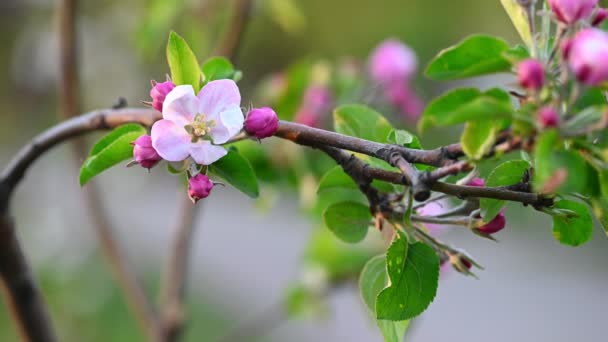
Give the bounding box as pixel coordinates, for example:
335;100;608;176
132;135;162;169
467;178;486;187
548;0;598;25
537;106;560;128
294;85;333;128
592;8;608;26
568;28;608;86
368;39;418;85
478;210;506;234
385;82;423;122
517;59;545;91
188;174;214;203
561;38;573;60
245;107;279;139
149;80;175;112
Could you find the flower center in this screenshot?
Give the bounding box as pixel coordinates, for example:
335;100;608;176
184;114;216;143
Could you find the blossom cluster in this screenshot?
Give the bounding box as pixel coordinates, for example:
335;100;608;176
133;79;278;202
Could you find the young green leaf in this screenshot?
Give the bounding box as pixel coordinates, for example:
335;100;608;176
418;88;513;132
323;202;371;243
79;124;147;186
359;256;410;342
317;166;358;193
376;233;439;321
551;200;593;247
480;160;530;221
533;130;592;194
460;120;500;160
201;56;238;83
209;148;259;198
167;31;201;90
500;0;533;47
425;35;512;81
591;198;608;238
333;104;394;143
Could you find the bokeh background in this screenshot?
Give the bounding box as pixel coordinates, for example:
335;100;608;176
1;0;607;341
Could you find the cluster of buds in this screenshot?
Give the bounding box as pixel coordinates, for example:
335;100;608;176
368;39;423;122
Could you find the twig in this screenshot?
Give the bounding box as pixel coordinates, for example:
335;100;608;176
213;0;253;61
57;0;161;339
159;194;199;342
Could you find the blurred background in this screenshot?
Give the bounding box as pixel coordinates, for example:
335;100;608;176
1;0;607;341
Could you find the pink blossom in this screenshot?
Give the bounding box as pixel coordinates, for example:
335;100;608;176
188;174;214;203
151;80;244;165
537;106;560;128
294;85;333;128
417;200;450;236
368;39;418;85
568;28;608;86
132;135;162;169
385;82;423;122
245;107;279;139
150;80;175;112
548;0;598;24
517;59;545;91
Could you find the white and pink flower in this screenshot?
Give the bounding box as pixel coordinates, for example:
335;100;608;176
151;80;244;165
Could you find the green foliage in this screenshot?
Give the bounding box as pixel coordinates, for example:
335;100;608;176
323;202;371;243
359;256;410;342
533;130;592;194
425;35;513;81
209;148;259;198
500;0;532;47
591;198;608;237
166;31;201;90
201;57;240;83
551;200;593;247
79;124;146;186
418;88;513;132
386;129;422;149
376;233;439;321
460;120;501;160
480;160;530;221
334;105;394;143
317;166;358;192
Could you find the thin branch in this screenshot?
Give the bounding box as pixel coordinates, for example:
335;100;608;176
213;0;253;61
57;0;161;339
159;194;199;342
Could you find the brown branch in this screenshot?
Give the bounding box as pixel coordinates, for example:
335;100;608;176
0;215;56;342
159;194;199;342
57;0;161;339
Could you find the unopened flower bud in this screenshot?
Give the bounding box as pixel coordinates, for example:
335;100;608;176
592;8;608;26
467;178;486;187
245;107;279;139
548;0;598;25
188;174;214;203
478;210;506;234
150;80;176;112
537;106;560;128
517;59;545;91
368;39;418;85
568;28;608;86
132;135;162;169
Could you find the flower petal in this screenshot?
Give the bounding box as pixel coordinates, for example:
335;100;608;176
151;119;191;162
210;104;244;144
197;79;241;119
189;141;227;165
163;85;198;126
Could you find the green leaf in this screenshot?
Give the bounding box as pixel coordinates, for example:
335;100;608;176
562;105;608;132
376;233;439;321
461;120;500;160
209;148;259;198
167;31;201;90
201;56;238;83
359;256;410;342
591;198;608;238
502;44;530;64
573;88;607;111
317;166;357;193
480;160;530;221
551;200;593;247
418;88;513;132
533;130;592;194
500;0;533;47
425;35;512;81
334;105;394;143
323;202;371;243
386;129;413;146
79;124;147;186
